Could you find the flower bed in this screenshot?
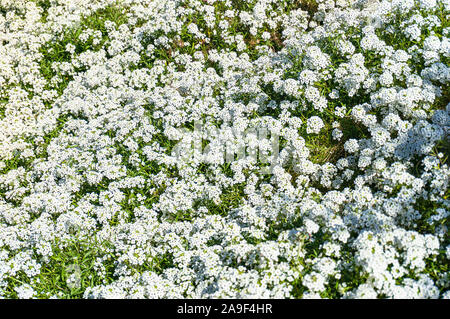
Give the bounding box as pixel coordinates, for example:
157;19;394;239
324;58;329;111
0;0;448;298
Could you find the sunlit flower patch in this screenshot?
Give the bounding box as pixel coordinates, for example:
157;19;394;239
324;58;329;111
0;0;448;299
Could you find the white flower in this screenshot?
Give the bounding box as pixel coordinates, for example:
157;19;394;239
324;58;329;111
306;116;325;134
15;284;36;299
344;139;359;153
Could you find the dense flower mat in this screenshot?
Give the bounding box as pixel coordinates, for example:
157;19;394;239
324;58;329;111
0;0;449;298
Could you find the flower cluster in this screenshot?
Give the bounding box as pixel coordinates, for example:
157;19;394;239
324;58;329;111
0;0;448;299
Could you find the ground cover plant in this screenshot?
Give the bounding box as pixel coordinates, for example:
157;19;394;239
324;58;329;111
0;0;449;299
